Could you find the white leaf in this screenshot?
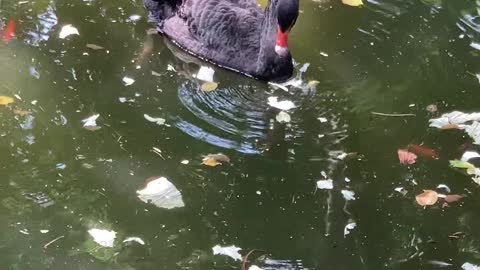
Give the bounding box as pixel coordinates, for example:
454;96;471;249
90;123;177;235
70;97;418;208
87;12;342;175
127;14;142;22
429;111;480;129
82;114;99;127
316;179;333;190
59;24;79;39
212;245;242;261
275;111;291;123
181;160;189;165
267;96;295;111
137;177;185;209
341;190;356;201
394;187;407;196
195;66;215;82
88;228;116;247
123;237;145;245
317;117;328;123
463;262;480;270
123;76;135;86
461;151;480;162
144;114;166;126
344;222;356;237
466;121;480;145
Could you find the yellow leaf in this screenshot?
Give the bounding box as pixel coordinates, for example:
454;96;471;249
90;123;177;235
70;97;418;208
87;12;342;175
342;0;363;7
201;82;218;92
307;80;320;88
202;157;221;167
0;96;14;105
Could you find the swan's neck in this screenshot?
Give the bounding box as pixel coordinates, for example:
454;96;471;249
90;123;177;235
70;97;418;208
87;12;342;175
256;0;280;73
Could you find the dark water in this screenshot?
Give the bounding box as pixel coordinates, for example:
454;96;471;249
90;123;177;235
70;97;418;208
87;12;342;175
1;0;480;269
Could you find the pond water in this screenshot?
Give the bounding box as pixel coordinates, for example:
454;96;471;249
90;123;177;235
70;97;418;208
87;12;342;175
1;0;480;269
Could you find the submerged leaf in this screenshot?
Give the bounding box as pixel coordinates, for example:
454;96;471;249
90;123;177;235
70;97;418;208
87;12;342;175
13;109;32;116
407;144;439;160
342;0;363;7
397;149;417;165
415;190;438;207
136;177;185;209
86;43;104;50
201;82;218;92
0;96;14;105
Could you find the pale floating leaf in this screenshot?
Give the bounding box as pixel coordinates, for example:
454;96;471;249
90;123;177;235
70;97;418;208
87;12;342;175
123;237;145;245
462;262;480;270
275;111;291;123
249;266;264;270
40;229;49;234
13;109;32;116
307;80;320;88
59;24;79;39
317;117;328;123
429;111;480;129
86;44;104;50
136;177;185;209
342;0;363;7
144;114;166;126
316;179;333;190
195;66;215;82
82;114;100;130
88;228;116;247
181;160;189;165
201;82;218;92
394;187;408;196
415;190;438;207
212;245;242;261
268;96;295;111
341;190;356;201
343;222;356;237
426;104;438;113
122;76;135;86
127;14;142;22
0;96;14;105
466;121;480;145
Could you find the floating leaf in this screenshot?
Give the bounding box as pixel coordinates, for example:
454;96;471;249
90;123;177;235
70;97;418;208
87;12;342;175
59;24;79;39
212;245;242;261
444;194;464;203
201;82;218;92
450;159;475;170
86;44;104;50
13;109;32;116
316;179;333;190
341;190;356;201
441;124;461;130
426;104;438;113
397;149;417;165
344;222;356;238
0;96;14;105
88;228;116;248
144;114;166;126
136;177;185;209
275;111;291;123
307;80;320;88
342;0;363;7
407;144;439;160
267;96;295;111
82;114;101;131
122;76;135;86
415;190;438;207
202;153;230;167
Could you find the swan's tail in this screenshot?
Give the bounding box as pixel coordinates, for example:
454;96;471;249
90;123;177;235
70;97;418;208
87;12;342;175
144;0;179;31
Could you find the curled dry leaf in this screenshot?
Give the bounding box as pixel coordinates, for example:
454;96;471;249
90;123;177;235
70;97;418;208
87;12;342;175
407;144;439;160
398;149;417;165
202;153;230;167
0;96;14;105
86;44;104;50
415;190;438;207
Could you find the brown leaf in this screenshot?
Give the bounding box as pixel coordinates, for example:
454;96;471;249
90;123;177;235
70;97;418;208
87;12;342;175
201;153;230;167
444;194;464;203
84;126;102;131
13;109;32;116
415;190;438;207
398;149;417;165
440;124;460;130
407;144;439;160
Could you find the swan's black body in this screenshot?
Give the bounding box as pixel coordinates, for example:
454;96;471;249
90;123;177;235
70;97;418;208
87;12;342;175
144;0;299;82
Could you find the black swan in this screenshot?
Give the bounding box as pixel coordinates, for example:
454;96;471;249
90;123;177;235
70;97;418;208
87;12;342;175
144;0;299;82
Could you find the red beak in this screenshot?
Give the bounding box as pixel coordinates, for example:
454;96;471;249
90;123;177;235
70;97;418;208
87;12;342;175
2;19;16;43
275;27;289;57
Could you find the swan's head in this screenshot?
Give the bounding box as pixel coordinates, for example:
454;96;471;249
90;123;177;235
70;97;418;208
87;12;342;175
275;0;299;57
